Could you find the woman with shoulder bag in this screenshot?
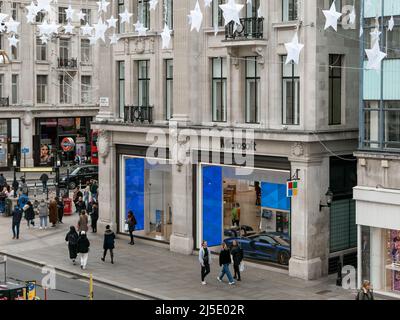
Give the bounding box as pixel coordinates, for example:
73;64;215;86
231;240;244;281
126;211;137;245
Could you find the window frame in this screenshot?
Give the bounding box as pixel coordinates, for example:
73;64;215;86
245;57;260;124
281;55;300;126
138;0;150;29
118;61;125;118
282;0;298;22
36;37;47;61
212;0;224;28
137;60;150;106
11;74;18;105
81;75;91;104
36;75;48;104
165;59;173;120
211;57;227;123
329;54;343;125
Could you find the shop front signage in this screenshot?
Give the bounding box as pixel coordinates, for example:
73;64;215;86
286;181;298;197
99;97;109;107
220;137;256;152
61;137;75;152
21;147;29;154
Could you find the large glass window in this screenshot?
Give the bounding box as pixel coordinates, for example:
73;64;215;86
59;75;72;104
58;7;67;24
245;57;260;124
11;74;18;105
118;61;125;117
385;16;400;58
165;59;173;120
37;75;48;103
81;76;91;104
282;55;300;125
81;8;91;25
120;156;173;242
137;60;150;106
212;0;224;27
59;38;70;62
163;0;173;29
363;101;380;149
36;37;47;61
329;54;343;125
384;101;400;149
81;39;91;63
282;0;298;21
246;0;259;18
138;0;150;29
212;57;227;122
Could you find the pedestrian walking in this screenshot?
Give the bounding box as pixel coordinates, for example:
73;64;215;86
49;198;58;227
23;201;35;228
65;226;79;265
126;211;137;245
39;173;49;193
356;280;374;300
0;173;6;190
101;225;115;264
77;231;90;270
20;177;29;196
12;179;19;197
38;199;49;229
199;240;212;285
230;240;244;281
90;180;98;202
73;187;83;204
77;210;89;233
75;196;86;214
0;187;7;215
11;205;23;239
56;197;64;224
83;186;90;210
90;202;99;233
231;204;239;227
217;242;235;285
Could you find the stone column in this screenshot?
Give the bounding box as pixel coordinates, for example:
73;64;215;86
370;227;383;290
20;112;34;167
288;155;330;280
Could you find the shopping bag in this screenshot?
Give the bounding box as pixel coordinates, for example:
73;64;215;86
239;262;245;272
124;223;129;232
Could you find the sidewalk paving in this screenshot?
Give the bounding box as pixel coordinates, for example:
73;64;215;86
0;213;360;300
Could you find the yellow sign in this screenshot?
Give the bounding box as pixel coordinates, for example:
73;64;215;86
19;167;54;173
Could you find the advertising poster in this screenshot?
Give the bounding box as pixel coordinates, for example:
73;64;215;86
40;144;53;165
390;230;400;292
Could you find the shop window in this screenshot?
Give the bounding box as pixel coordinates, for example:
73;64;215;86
361;226;371;283
0;119;8;167
385;230;400;294
200;164;291;266
121;156;173;242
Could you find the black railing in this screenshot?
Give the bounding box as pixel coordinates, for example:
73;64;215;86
58;58;78;69
225;17;264;40
124;105;153;124
0;97;9;106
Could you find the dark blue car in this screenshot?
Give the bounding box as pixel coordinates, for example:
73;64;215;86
224;234;291;265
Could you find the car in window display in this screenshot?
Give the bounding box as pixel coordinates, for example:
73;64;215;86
224;225;257;238
224;233;291;265
58;165;98;190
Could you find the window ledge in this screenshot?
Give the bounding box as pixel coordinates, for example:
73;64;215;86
272;21;299;30
80;62;92;66
10;60;21;64
35;61;50;65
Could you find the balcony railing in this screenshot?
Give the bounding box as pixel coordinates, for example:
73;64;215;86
124;105;153;124
57;58;78;69
0;97;9;107
225;17;264;41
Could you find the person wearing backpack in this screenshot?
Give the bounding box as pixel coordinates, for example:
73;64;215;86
199;240;212;285
24;201;35;228
65;226;79;265
126;210;137;245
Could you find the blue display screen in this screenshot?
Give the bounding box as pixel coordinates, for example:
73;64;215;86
261;182;290;211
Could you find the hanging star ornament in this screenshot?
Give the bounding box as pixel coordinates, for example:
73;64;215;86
119;8;133;24
388;16;395;32
160;24;172;49
188;1;203;32
109;33;119;45
136;22;148;36
93;17;108;42
322;1;342;31
81;23;94;36
88;35;97;45
64;23;74;34
36;0;52;13
5;17;20;34
219;0;244;26
370;28;381;46
40;35;49;44
77;10;86;21
26;13;36;24
96;0;110;13
65;5;74;21
106;15;118;29
149;0;158;10
284;32;304;65
349;6;356;25
38;20;51;36
365;41;387;71
0;13;8;24
8;35;19;48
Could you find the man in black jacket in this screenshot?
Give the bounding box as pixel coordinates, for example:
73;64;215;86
230;240;244;281
217;242;235;285
11;206;23;239
77;231;90;270
40;173;49;193
101;225;115;264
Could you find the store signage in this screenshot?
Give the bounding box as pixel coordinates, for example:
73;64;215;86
220;138;256;151
21;147;29;154
99;97;109;107
61;137;75;152
286;181;298;198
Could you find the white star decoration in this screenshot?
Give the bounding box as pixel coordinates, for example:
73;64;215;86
8;35;19;48
81;23;94;36
149;0;158;10
284;32;304;65
388;16;395;32
106;16;118;29
77;10;86;21
5;18;20;34
93;17;108;42
370;28;381;46
188;1;203;32
0;13;8;24
322;1;342;31
349;6;356;25
134;21;148;36
365;41;387;71
119;9;133;24
65;5;74;21
109;33;119;45
204;0;212;7
36;0;52;13
160;24;172;49
96;0;110;13
40;35;49;44
64;23;74;34
219;0;244;26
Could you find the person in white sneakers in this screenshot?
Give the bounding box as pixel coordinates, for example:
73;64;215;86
77;231;90;270
38;199;48;229
217;242;235;285
199;241;212;285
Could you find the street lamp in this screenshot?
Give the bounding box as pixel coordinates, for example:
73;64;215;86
55;155;61;198
12;157;17;198
319;188;334;211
